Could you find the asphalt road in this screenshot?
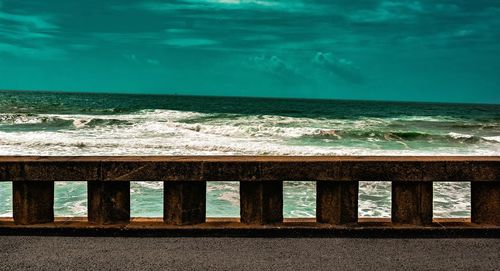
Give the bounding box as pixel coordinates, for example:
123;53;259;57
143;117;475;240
0;236;499;270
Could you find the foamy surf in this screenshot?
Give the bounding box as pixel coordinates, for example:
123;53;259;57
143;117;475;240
0;109;499;156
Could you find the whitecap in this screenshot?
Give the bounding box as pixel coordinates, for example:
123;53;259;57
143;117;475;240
483;136;500;143
448;132;474;139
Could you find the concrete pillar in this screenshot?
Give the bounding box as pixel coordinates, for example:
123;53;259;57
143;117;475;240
240;181;283;224
88;181;130;224
317;181;358;224
13;181;54;225
392;182;433;225
472;182;500;225
164;181;206;225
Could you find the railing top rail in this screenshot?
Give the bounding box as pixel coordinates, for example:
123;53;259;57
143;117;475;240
0;156;499;182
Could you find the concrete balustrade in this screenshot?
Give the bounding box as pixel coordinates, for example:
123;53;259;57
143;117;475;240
0;156;499;235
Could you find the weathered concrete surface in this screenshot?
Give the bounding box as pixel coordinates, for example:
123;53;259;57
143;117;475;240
164;181;206;225
88;182;130;225
317;181;358;224
1;218;499;237
0;236;499;270
392;182;433;225
472;182;500;225
13;181;54;225
0;156;498;182
1;156;498;227
240;181;283;224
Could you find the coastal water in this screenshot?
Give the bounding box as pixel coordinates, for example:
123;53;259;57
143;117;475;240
0;91;499;218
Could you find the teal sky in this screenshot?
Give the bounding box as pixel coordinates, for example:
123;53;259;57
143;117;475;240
1;0;500;103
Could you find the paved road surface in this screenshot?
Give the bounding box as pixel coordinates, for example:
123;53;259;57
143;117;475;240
0;236;499;270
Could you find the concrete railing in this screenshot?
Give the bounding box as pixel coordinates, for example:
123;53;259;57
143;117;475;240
0;156;499;236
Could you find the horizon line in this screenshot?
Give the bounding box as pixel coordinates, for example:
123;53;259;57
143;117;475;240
1;89;499;107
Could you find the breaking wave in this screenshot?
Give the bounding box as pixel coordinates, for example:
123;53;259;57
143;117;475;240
0;108;498;156
304;130;488;144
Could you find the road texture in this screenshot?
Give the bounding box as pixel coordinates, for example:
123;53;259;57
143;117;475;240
0;236;499;270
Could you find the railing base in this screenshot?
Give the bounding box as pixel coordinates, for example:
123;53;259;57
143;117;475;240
0;218;498;238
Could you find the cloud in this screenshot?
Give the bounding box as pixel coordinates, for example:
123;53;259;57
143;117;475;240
165;28;192;34
0;8;63;59
0;11;58;30
348;1;424;23
117;0;500;54
89;32;160;45
123;53;138;62
0;27;54;40
0;10;58;41
313;52;364;83
147;58;160;65
0;42;66;60
140;0;309;13
68;43;97;50
163;38;218;47
123;53;161;65
2;1;500;63
247;55;300;78
188;0;307;11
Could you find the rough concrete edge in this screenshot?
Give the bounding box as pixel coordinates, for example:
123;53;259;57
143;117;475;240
0;218;498;238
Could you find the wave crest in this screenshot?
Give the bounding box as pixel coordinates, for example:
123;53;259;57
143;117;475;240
0;109;498;156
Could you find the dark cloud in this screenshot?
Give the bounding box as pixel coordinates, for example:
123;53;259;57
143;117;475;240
3;0;499;54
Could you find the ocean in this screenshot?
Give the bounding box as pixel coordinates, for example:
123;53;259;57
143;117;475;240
0;90;499;218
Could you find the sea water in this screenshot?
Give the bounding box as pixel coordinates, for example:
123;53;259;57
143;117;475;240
0;91;499;218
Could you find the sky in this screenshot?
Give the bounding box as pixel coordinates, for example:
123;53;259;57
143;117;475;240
0;0;500;103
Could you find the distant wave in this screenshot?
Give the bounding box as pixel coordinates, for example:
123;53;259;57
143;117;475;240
0;113;133;130
483;136;500;143
303;130;487;144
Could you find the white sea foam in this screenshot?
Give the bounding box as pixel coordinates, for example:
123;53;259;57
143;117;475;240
393;115;461;122
0;109;499;156
0;113;59;124
448;132;474;139
483;136;500;143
